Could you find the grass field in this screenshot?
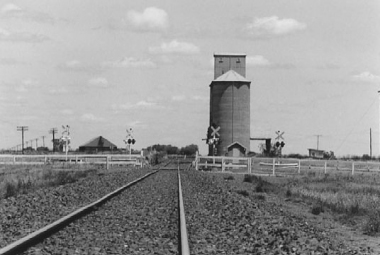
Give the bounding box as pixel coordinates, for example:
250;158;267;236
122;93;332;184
0;164;104;199
256;171;380;235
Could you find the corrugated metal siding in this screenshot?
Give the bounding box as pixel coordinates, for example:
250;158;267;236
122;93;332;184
209;81;250;156
214;55;246;79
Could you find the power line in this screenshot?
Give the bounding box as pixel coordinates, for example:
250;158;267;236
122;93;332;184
335;97;377;154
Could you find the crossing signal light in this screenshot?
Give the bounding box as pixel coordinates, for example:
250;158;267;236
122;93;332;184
281;141;285;147
127;139;136;144
276;141;280;147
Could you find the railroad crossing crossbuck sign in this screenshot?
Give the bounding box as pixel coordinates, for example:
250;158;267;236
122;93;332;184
275;130;284;140
211;126;220;137
275;131;285;148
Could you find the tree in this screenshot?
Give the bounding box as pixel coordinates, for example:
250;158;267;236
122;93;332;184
258;143;280;157
180;144;198;156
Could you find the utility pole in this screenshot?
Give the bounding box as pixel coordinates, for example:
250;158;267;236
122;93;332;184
314;135;322;150
35;138;39;149
370;128;372;158
41;136;46;147
17;126;28;154
49;128;58;152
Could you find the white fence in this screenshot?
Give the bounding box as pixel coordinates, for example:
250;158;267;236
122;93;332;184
0;154;144;169
195;154;380;176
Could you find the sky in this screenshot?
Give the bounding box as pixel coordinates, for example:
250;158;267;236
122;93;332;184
0;0;379;157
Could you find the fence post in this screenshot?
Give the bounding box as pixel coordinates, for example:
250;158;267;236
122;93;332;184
250;158;252;174
272;158;275;176
44;156;47;163
75;155;78;164
298;160;301;174
352;161;354;175
324;161;327;174
106;156;109;170
195;151;199;170
13;156;16;164
222;157;225;172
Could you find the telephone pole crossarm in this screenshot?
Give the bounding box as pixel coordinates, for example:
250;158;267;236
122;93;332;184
17;126;28;154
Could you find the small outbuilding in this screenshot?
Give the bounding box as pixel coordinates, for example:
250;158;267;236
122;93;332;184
308;148;325;159
78;136;117;153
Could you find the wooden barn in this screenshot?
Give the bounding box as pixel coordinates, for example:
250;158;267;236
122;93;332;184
78;136;117;153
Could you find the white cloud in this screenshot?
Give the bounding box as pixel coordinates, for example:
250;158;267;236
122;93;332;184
0;3;56;24
60;109;73;115
192;95;208;101
246;16;306;38
81;113;104;122
135;100;156;107
149;40;200;55
0;27;49;42
15;79;40;92
49;87;67;94
353;72;380;83
103;57;156;68
57;60;100;73
88;77;109;88
128;120;147;129
246;55;271;66
127;7;168;31
1;3;22;14
172;95;186;101
112;100;158;111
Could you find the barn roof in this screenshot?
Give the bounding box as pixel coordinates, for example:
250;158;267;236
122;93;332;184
212;70;250;82
79;136;117;148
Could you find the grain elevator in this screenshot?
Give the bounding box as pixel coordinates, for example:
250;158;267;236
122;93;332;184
209;53;251;157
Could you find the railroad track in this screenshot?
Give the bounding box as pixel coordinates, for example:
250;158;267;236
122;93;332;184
0;160;191;255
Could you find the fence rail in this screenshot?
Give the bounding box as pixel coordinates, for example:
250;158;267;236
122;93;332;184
0;154;144;169
195;153;380;176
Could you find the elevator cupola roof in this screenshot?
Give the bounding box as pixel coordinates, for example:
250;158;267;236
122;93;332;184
213;70;250;82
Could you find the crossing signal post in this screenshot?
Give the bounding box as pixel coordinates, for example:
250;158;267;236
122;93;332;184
206;125;220;162
275;131;285;157
61;125;71;161
124;128;135;159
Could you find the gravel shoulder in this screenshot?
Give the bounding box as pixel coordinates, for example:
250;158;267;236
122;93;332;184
182;170;376;254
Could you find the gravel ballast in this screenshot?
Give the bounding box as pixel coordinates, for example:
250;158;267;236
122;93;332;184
2;166;375;254
0;167;154;248
22;170;179;255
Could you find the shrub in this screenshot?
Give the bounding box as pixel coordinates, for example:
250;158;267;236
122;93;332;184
256;183;264;193
243;174;256;183
311;203;324;215
224;176;235;181
349;202;360;215
55;171;76;185
364;206;380;235
253;194;266;200
236;190;249;197
286;188;292;197
4;181;17;198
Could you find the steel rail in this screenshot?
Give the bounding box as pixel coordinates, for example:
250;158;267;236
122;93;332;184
0;170;159;255
178;165;190;255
